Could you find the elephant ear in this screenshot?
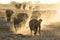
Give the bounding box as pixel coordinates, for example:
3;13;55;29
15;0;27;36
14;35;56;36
5;9;13;17
39;19;42;22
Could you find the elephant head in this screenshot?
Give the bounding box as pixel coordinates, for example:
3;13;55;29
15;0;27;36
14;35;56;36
15;4;22;9
14;13;29;25
17;13;28;20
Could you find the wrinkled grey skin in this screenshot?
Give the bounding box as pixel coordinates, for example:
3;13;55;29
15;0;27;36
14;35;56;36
29;19;42;35
14;13;29;31
5;9;13;21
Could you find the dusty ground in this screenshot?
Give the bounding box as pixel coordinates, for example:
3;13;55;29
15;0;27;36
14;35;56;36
0;22;60;40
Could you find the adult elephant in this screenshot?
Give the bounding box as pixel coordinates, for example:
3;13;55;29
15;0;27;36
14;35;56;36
14;13;29;31
5;9;14;21
15;3;22;9
29;19;42;35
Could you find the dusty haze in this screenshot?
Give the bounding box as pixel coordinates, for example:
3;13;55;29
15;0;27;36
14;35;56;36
0;2;60;34
0;2;60;40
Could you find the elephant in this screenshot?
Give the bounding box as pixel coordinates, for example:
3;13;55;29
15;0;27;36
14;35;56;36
15;3;22;9
5;9;14;21
14;13;29;31
29;19;42;35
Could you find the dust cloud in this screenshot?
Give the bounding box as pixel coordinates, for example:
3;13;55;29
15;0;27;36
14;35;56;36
15;3;60;35
0;2;60;35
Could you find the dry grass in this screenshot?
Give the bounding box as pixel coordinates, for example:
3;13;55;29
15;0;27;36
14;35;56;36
0;22;60;40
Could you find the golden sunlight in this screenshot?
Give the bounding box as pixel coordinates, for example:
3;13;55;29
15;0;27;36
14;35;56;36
0;0;60;36
0;0;60;4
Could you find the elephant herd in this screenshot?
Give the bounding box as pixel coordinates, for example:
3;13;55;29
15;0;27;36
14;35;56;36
5;9;42;36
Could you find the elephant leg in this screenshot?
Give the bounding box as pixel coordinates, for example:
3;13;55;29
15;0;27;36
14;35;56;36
30;29;33;35
39;25;41;36
7;17;11;21
34;28;37;36
14;25;17;32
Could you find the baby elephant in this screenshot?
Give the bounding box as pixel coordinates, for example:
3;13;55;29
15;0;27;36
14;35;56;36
29;19;42;35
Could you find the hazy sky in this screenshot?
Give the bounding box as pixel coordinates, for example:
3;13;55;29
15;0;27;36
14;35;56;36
0;0;60;4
